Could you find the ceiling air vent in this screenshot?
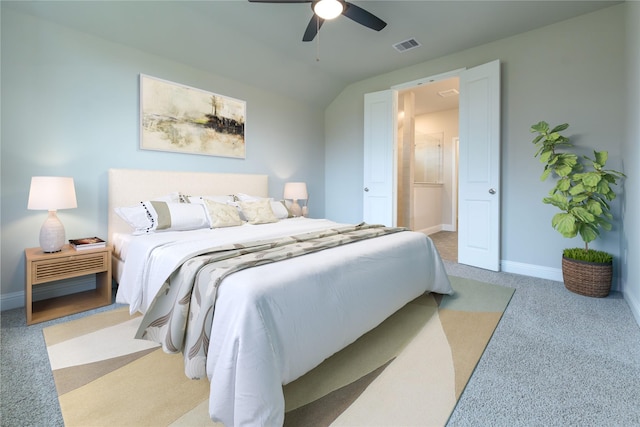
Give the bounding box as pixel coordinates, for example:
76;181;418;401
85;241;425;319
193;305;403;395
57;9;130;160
438;89;459;98
393;38;421;53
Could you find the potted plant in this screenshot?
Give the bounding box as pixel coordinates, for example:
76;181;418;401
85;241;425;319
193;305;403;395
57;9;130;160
530;121;626;297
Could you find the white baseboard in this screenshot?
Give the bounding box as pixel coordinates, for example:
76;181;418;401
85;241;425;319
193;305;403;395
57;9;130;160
419;225;442;235
0;277;97;312
501;260;563;282
418;223;456;235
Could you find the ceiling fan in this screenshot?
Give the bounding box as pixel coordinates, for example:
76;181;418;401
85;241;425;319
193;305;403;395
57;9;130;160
248;0;387;42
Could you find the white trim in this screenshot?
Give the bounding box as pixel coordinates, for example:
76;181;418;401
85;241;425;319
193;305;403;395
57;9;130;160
391;68;466;91
501;260;563;282
418;225;443;235
450;137;459;233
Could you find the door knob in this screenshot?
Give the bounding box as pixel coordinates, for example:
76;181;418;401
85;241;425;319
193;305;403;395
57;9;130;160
488;188;496;194
364;187;370;192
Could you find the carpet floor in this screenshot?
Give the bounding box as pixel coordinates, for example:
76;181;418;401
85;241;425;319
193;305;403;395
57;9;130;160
42;276;513;426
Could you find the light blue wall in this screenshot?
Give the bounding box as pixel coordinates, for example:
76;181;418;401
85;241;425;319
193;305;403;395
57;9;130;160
0;9;325;305
623;1;640;325
325;6;630;286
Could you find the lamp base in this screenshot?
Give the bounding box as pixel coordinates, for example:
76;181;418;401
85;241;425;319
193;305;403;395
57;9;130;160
289;200;302;217
39;211;65;253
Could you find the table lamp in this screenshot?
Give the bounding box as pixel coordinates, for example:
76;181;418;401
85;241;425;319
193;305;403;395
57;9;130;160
27;176;77;252
283;182;308;217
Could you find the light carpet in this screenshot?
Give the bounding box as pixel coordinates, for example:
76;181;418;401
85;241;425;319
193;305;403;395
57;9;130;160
43;276;514;426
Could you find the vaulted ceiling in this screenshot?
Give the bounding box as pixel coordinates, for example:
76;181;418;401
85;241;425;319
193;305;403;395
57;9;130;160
4;1;620;108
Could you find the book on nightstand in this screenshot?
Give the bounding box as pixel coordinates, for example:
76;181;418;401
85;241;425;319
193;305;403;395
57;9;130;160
69;236;106;250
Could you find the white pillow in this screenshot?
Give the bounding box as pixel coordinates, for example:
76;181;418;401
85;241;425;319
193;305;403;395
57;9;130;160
115;201;209;235
238;199;279;225
203;199;243;228
270;200;291;219
187;195;234;204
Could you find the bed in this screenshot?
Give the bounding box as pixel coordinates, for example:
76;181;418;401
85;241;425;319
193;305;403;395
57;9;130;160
108;168;453;426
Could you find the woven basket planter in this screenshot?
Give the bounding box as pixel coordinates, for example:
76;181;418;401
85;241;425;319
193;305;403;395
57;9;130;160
562;255;612;298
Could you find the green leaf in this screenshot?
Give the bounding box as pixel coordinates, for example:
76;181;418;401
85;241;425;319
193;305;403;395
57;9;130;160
540;150;553;163
552;213;578;238
569;182;585;196
540;168;551;181
578;224;599;243
555;163;574;177
531;121;549;133
594;150;608;165
548;132;562;142
596;179;612;196
550;123;569;133
581;172;601;187
544;193;569;210
557;177;571;192
586;199;603;216
571;207;596;223
571;193;589;203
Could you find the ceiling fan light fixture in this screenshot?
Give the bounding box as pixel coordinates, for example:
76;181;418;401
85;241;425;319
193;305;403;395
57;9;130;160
313;0;344;20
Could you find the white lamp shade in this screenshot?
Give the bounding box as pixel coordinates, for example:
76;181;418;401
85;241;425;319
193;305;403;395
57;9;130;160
313;0;344;20
283;182;308;201
28;177;77;210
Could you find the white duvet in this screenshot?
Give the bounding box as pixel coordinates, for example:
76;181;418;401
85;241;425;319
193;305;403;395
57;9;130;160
116;218;360;314
114;218;453;426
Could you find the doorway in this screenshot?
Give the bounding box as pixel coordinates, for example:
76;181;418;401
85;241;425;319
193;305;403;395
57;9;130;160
396;78;460;240
363;60;501;271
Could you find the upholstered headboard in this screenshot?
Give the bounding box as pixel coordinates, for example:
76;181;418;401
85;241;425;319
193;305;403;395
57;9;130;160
107;168;269;243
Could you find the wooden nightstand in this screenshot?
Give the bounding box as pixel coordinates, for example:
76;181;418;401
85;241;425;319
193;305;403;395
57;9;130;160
25;244;112;325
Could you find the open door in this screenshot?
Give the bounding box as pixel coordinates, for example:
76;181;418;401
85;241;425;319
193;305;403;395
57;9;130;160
363;60;501;271
363;90;397;226
458;60;501;271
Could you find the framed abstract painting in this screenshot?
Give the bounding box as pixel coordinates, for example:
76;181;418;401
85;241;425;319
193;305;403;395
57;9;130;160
140;74;246;159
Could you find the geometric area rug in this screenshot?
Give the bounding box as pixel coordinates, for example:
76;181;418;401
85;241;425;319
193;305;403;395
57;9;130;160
43;276;514;427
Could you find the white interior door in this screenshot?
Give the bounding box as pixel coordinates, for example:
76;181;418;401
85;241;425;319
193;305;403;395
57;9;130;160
363;60;500;271
458;60;501;271
363;90;396;226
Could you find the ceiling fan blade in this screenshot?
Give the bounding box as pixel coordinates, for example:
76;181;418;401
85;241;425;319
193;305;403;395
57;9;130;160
342;2;386;31
302;14;324;42
248;0;310;3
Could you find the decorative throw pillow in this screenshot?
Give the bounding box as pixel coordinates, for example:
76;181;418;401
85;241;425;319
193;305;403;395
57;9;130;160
115;201;209;234
203;199;243;228
234;193;291;219
238;199;279;225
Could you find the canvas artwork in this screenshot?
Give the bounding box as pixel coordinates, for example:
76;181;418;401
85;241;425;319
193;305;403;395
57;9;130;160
140;74;246;159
